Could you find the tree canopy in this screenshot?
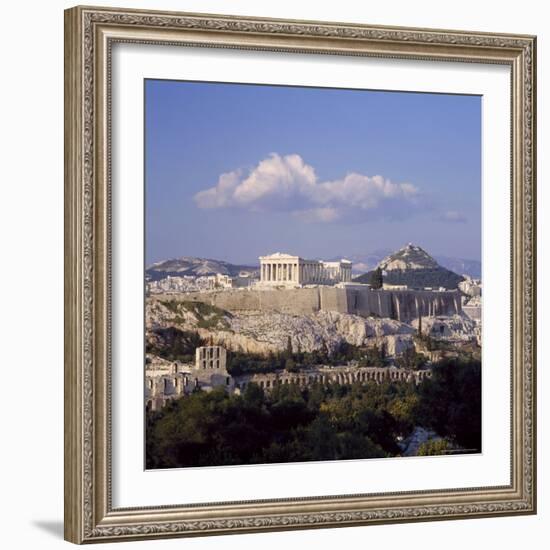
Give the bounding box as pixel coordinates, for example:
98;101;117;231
146;358;481;468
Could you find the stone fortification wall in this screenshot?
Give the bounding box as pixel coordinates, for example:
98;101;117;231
178;287;320;315
319;286;349;314
167;287;461;322
385;290;462;321
352;289;392;318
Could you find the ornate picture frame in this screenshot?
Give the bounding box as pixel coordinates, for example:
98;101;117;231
64;5;536;544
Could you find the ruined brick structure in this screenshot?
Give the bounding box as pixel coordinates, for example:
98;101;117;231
145;348;431;411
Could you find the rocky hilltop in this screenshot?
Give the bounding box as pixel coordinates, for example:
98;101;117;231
146;256;258;281
146;298;416;356
378;243;440;271
345;249;480;279
354;243;464;290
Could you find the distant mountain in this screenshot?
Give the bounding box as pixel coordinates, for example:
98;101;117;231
146;257;259;281
353;243;465;290
344;249;392;275
434;256;481;279
343;249;480;279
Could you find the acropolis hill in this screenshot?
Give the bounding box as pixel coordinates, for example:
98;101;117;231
145;246;481;412
147;246;465;323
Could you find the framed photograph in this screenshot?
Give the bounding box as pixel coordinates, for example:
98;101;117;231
64;5;537;544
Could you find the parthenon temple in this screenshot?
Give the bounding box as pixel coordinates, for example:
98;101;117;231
259;252;352;287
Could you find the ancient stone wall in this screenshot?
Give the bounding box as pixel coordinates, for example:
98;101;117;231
319;286;349;314
145;364;433;410
258;287;320;314
178;288;320;315
352;288;393;318
236;366;432;392
165;287;461;323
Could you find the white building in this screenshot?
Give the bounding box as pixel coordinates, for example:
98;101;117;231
382;283;408;290
215;273;234;288
259;252;352;287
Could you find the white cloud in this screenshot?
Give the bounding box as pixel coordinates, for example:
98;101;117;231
438;210;467;223
193;153;421;222
193;169;243;209
298;207;341;223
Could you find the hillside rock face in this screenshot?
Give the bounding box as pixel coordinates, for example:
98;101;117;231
146;299;415;356
228;310;414;354
378;243;440;271
412;314;479;342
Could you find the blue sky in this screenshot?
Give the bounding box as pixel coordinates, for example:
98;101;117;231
145;79;481;266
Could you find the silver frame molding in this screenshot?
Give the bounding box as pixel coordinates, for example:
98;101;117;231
64;5;537;544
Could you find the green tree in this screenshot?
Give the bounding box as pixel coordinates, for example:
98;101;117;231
396;346;427;371
414;358;481;452
417;438;452;456
370;267;383;289
145;357;481;468
146;327;204;363
361;345;386;368
388;393;420;436
285;358;299;373
243;382;265;408
285;335;293;358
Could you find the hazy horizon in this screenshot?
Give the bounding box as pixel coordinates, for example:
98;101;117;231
146;245;480;269
146;80;481;266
